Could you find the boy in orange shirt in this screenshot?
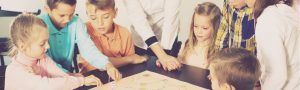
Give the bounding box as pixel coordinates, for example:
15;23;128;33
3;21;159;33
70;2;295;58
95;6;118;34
81;0;147;71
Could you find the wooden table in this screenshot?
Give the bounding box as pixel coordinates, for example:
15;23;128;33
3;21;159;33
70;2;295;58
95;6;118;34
76;56;211;90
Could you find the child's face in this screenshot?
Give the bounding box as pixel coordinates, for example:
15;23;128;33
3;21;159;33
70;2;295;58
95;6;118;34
87;4;116;35
46;3;76;29
209;65;234;90
193;14;213;43
22;27;49;59
245;0;256;8
229;0;247;9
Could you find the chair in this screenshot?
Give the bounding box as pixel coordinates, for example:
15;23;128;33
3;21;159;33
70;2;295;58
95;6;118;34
0;38;9;66
170;41;182;57
73;44;80;73
0;6;41;17
0;65;7;90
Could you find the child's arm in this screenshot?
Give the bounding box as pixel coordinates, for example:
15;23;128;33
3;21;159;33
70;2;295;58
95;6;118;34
108;54;147;67
108;30;147;67
74;18;109;70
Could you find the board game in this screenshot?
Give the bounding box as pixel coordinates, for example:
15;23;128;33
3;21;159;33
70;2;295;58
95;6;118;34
91;71;208;90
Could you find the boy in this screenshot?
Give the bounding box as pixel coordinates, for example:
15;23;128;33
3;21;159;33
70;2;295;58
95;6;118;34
215;0;256;53
83;0;147;69
39;0;121;80
208;48;261;90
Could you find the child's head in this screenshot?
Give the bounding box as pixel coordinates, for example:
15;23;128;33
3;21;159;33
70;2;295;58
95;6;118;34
45;0;77;29
86;0;116;35
208;48;261;90
9;14;50;59
254;0;293;19
228;0;247;9
182;2;221;59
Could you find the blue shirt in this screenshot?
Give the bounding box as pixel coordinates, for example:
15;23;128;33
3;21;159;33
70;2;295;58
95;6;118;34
39;13;109;72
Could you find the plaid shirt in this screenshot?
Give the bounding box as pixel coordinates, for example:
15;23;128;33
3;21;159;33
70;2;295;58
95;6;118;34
215;0;256;53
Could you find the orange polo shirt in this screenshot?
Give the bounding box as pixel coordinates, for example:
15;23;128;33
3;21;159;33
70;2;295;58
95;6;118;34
86;22;135;57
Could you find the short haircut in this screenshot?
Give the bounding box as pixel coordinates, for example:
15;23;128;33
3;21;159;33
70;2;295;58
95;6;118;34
209;48;261;90
47;0;77;10
87;0;115;10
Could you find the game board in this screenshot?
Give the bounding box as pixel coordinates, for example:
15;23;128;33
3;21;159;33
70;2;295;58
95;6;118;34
91;71;208;90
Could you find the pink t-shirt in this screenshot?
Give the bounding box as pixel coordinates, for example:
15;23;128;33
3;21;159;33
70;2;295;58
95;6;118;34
5;52;84;90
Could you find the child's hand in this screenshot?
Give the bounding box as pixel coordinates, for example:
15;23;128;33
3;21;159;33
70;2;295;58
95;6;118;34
106;63;122;81
84;75;102;86
157;55;182;71
130;54;148;64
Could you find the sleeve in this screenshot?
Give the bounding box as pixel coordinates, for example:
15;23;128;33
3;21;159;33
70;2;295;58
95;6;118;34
124;31;135;56
255;10;288;90
20;70;84;90
124;0;158;47
11;57;84;90
214;0;230;51
44;55;70;77
160;0;181;49
75;18;109;70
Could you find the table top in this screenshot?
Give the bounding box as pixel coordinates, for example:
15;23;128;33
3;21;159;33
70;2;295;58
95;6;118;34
76;56;211;90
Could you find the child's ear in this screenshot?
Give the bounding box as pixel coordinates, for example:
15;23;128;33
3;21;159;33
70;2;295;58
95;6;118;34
113;8;118;18
44;5;51;14
223;83;236;90
17;42;26;52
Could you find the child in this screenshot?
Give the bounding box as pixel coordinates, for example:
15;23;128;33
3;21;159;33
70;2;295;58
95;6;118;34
40;0;121;80
250;0;300;89
214;0;256;53
208;48;261;90
5;14;101;90
82;0;147;69
178;2;221;69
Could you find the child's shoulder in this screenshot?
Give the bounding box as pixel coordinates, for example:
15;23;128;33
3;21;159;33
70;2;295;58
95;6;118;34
115;24;132;36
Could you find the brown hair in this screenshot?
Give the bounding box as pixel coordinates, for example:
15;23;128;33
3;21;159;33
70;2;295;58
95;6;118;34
209;48;261;90
181;2;221;60
47;0;76;10
254;0;293;19
8;14;48;57
87;0;115;10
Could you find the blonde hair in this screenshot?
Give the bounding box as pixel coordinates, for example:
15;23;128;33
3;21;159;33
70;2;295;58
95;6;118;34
209;48;261;90
181;2;221;60
8;14;47;57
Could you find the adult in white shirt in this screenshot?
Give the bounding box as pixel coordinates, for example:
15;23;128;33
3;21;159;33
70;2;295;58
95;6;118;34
246;0;300;89
123;0;182;71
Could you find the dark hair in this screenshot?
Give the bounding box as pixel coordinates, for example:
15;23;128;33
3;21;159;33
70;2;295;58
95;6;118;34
47;0;77;10
254;0;293;19
209;48;261;90
87;0;115;10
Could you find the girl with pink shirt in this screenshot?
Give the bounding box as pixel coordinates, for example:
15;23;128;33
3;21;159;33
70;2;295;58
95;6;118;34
5;14;101;90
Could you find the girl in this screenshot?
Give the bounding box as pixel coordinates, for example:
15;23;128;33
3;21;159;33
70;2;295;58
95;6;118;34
248;0;300;89
178;2;221;69
5;14;101;90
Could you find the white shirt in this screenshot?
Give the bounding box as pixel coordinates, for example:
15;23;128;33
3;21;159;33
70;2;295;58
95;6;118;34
178;43;208;69
123;0;180;50
255;4;300;90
